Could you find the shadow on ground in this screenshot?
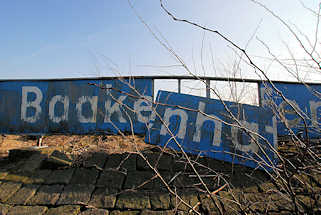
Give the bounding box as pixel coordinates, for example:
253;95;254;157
0;143;282;215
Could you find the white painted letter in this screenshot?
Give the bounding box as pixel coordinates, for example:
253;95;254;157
160;108;188;139
265;116;278;158
134;96;153;123
49;95;69;123
193;102;222;146
76;96;98;123
231;121;259;153
278;100;301;128
309;100;321;128
21;86;43;123
104;95;127;123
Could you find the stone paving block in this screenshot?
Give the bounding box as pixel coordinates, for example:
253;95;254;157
123;171;154;190
96;170;126;189
3;173;32;184
296;194;316;211
206;158;227;170
172;156;208;173
20;153;47;173
6;184;39;205
104;154;122;169
171;174;191;188
0;171;8;180
199;193;222;214
242;193;280;213
46;168;74;184
70;168;99;184
150;192;171;210
0;204;11;215
83;152;108;169
42;150;72;169
7;206;47;215
0;182;22;202
172;156;189;173
137;153;172;171
0;162;19;173
88;187;117;208
141;210;173;215
109;210;140;215
27;185;63;205
170;191;199;211
258;182;275;193
56;184;95;205
269;193;294;212
44;205;80;215
217;191;241;214
80;209;109;215
8;148;39;163
120;153;137;172
23;170;52;184
151;172;172;191
115;191;151;210
104;153;136;172
124;171;170;191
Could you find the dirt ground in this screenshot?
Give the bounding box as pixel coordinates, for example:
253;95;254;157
0;134;151;158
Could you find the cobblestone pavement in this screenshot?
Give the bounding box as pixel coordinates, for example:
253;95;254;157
0;147;319;215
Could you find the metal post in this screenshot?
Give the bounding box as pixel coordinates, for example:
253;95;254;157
152;79;155;101
206;79;210;98
178;79;181;94
257;81;262;107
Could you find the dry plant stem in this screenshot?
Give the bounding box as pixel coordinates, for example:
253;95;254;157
190;183;228;212
134;1;282;173
93;80;282;204
93;82;282;169
96;78;204;214
136;149;202;215
122;73;226;213
151;106;229;215
93;1;320;213
159;0;311;145
249;0;321;69
157;8;321;209
96;79;275;213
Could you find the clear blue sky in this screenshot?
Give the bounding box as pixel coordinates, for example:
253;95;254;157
0;0;319;81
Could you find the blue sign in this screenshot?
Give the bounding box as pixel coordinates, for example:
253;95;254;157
259;82;321;138
0;78;153;135
145;90;278;171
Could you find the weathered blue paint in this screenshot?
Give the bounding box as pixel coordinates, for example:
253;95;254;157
259;82;321;138
145;90;278;171
0;79;153;135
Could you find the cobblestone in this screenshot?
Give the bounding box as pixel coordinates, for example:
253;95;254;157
83;152;108;169
115;191;151;210
44;205;80;215
70;168;99;185
96;170;125;189
88;187;117;209
0;147;318;215
27;184;63;205
46;168;74;185
6;184;39;205
80;208;109;215
0;182;22;202
7;206;47;215
56;184;95;205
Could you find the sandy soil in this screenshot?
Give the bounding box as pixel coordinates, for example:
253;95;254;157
0;134;152;158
